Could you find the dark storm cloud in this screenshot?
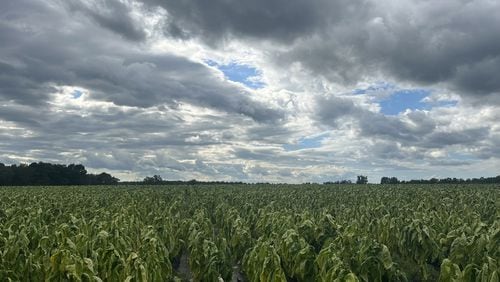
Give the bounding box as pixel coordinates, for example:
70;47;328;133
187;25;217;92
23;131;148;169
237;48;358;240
0;0;282;123
0;60;58;106
367;1;500;100
141;0;500;101
139;0;366;44
293;0;500;101
64;0;147;41
0;104;42;126
452;57;500;96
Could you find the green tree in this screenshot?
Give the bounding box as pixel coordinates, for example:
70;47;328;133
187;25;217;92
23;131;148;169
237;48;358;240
356;175;368;184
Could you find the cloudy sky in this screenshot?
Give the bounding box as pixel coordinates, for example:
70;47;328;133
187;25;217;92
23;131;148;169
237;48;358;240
1;0;499;182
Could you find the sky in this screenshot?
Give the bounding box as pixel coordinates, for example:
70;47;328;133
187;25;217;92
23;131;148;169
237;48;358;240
1;0;499;183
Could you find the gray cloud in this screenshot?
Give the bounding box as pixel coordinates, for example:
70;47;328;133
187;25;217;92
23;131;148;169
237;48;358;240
64;0;147;41
315;96;438;142
71;54;284;122
141;0;500;101
476;133;500;159
139;0;363;44
422;127;490;148
315;95;492;153
370;142;411;161
359;110;436;142
315;96;359;127
452;57;500;96
292;0;500;101
0;0;282;123
372;1;500;99
427;159;472;167
0;104;43;127
1;0;499;182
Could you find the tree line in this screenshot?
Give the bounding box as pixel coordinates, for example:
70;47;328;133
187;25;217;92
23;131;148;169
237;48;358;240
1;162;498;186
380;175;500;184
126;175;246;185
323;175;368;185
0;162;119;186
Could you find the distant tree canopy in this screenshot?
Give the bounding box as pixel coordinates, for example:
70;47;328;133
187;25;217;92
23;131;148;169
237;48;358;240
0;162;119;186
380;176;400;184
143;175;163;184
356;175;368;184
139;175;245;185
380;175;500;184
323;180;352;184
2;162;499;186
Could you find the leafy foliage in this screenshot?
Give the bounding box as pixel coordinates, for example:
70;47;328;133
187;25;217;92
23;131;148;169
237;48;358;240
0;184;498;281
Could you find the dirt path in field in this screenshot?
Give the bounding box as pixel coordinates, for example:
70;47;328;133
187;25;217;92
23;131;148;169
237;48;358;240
176;249;193;281
231;264;245;282
175;249;245;282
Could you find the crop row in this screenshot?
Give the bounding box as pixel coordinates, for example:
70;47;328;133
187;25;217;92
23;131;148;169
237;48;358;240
0;184;498;281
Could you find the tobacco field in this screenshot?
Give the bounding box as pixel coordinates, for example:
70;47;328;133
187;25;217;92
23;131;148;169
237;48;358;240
0;184;498;281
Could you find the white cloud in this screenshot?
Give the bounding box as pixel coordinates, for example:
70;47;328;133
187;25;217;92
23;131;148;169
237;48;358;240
0;0;499;182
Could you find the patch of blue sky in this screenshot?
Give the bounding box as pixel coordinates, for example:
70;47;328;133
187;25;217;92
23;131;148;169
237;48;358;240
283;135;326;151
379;89;430;115
72;90;83;99
353;82;458;115
206;60;265;89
